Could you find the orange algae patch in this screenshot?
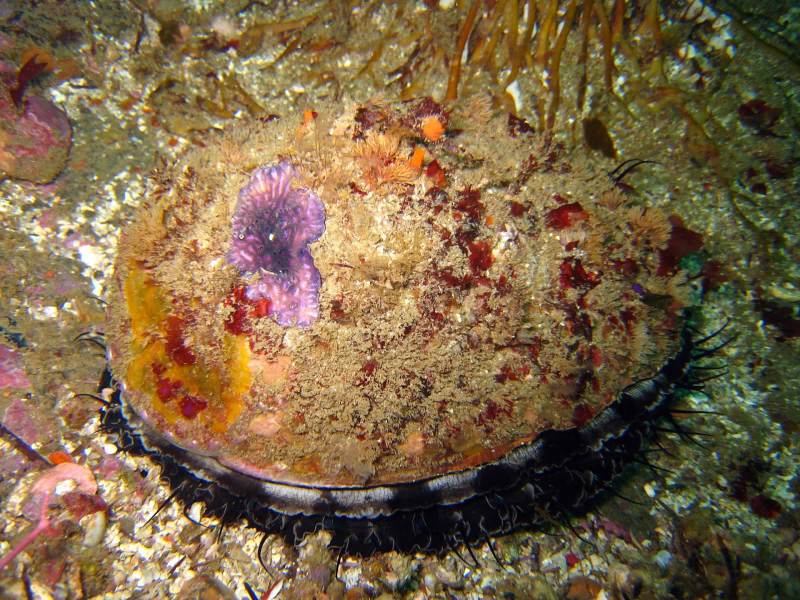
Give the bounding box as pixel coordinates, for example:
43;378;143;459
20;46;55;72
421;116;444;141
123;267;167;338
122;266;251;433
48;451;72;465
409;146;425;171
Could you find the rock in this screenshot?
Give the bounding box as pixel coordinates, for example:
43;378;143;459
2;397;55;447
176;575;237;600
0;345;30;390
610;565;643;598
0;81;71;183
565;576;603;600
653;549;673;570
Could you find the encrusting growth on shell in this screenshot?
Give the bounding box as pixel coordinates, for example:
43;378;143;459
104;97;699;496
353;131;419;189
228;162;325;328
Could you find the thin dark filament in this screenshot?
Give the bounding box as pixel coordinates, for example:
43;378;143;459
485;536;506;570
670;408;723;416
74;392;109;406
692;318;732;346
22;566;34;600
608;159;659;183
214;505;229;543
334;537;351;581
562;516;598;552
464;537;481;568
652;438;677;458
143;482;185;527
449;539;479;569
639;447;669;455
691;335;736;359
167;555;186;577
244;582;259;600
631;457;675;476
656;426;713;438
0;422;51;466
74;332;107;351
688;371;727;385
690;363;727;371
605;485;646;506
655;427;711;450
257;533;275;577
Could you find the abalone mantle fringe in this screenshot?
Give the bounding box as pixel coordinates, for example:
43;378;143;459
100;329;698;554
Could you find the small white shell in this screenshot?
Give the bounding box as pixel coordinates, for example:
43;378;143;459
81;510;108;547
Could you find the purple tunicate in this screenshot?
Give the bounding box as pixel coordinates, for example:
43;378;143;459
228;163;325;327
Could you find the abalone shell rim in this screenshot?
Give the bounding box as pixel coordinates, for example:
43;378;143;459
103;329;694;521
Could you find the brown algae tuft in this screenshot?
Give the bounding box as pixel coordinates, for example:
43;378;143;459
102;98;708;555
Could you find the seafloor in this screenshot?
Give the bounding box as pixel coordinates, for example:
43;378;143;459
0;1;798;598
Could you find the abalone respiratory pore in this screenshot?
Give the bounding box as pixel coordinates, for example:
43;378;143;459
228;163;325;327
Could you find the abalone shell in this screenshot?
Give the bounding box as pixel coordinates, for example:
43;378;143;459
105;99;690;551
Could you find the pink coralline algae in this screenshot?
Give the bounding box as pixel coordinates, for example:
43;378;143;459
0;74;71;183
2;398;54;449
228;162;325;327
0;345;30;390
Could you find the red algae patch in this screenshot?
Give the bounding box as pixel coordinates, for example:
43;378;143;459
104;99;694;553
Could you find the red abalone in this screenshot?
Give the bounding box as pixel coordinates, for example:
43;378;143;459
104;99;698;553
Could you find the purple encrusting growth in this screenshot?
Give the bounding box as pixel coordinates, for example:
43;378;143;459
228;162;325;327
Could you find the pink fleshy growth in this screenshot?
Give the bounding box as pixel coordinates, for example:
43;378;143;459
61;490;107;519
36;180;62;195
0;463;99;571
179;394;208;419
50;271;82;296
26;462;98;513
229;162;325;328
11;55;50;108
25;271;81;300
0;346;30;389
578;517;633;543
0;80;71;183
42;557;67;588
